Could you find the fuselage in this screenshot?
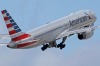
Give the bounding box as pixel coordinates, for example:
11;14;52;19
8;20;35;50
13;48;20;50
25;10;96;48
6;10;96;49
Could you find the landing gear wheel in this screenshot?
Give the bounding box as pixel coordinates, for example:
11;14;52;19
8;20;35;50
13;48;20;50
57;44;61;48
62;44;65;48
57;44;65;50
41;44;49;51
41;47;45;51
60;44;65;49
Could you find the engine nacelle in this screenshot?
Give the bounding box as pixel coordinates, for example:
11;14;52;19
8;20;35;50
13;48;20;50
78;31;94;40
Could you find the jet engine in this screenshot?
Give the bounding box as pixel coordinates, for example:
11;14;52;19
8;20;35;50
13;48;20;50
78;31;94;40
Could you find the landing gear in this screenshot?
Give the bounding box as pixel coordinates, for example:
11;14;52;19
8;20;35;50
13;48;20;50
41;36;67;51
41;44;49;51
57;44;66;49
57;36;67;49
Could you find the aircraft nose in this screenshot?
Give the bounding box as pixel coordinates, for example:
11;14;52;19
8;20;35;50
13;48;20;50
88;11;96;22
86;10;97;22
91;11;97;21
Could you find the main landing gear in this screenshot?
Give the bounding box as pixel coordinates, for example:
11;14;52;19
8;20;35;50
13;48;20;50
41;41;57;51
57;36;67;49
41;36;67;51
41;44;49;51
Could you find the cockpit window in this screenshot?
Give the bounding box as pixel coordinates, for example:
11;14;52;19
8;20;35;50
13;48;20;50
84;12;91;19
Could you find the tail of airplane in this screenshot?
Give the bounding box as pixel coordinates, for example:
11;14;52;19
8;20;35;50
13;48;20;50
1;10;31;42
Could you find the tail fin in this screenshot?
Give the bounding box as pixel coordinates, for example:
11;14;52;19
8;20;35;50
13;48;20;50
1;10;31;42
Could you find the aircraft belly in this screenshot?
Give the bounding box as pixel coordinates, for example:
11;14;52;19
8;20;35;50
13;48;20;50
35;26;65;44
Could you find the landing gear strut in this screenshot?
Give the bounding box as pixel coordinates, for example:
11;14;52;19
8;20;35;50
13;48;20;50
57;36;67;49
41;44;49;51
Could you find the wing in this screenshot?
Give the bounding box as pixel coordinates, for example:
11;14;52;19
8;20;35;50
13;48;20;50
0;34;10;39
56;26;100;39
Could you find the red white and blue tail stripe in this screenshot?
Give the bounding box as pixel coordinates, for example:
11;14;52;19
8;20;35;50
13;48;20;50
1;10;31;42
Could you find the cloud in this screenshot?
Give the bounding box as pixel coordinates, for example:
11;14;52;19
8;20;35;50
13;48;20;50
0;41;100;66
64;43;100;66
28;42;100;66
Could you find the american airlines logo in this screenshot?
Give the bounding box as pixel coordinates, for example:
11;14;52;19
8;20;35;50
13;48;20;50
69;16;88;26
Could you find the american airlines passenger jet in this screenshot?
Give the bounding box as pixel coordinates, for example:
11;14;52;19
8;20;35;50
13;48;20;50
0;9;99;51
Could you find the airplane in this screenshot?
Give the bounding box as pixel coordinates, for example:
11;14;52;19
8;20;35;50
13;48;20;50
0;9;99;51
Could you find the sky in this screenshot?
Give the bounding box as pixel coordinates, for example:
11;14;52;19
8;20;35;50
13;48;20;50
0;0;100;66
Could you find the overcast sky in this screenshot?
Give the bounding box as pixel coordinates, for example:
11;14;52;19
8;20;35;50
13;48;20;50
0;0;100;66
